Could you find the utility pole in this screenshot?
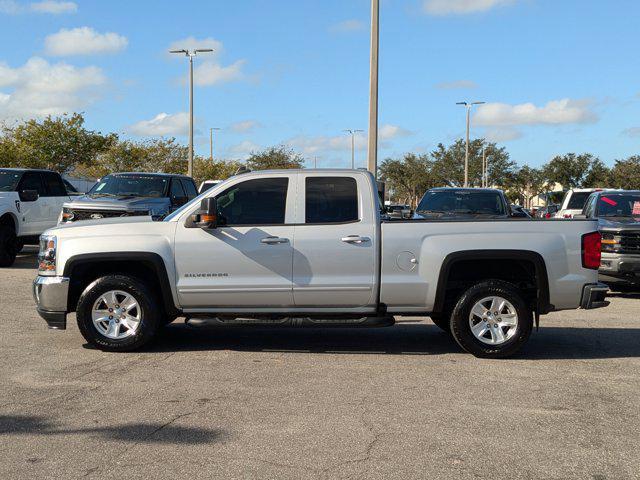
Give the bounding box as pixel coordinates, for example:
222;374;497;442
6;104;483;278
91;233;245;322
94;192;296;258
344;129;364;169
456;101;485;187
367;0;380;178
482;145;486;188
169;48;214;177
210;127;221;161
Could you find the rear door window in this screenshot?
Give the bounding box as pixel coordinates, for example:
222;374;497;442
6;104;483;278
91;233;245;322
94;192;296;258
18;172;46;196
305;177;358;224
180;179;198;199
42;172;67;197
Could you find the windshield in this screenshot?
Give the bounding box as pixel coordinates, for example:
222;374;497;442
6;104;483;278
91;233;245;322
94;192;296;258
0;170;22;192
88;174;169;198
567;191;592;210
596;194;640;218
417;190;506;216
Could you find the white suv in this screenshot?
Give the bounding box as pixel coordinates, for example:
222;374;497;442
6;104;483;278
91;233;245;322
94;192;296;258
555;189;602;219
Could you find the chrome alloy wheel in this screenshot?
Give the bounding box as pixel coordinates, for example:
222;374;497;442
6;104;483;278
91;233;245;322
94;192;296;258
468;296;518;345
92;290;142;340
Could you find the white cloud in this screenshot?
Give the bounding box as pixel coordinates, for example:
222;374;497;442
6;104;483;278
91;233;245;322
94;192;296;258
230;120;261;133
435;80;478;90
227;140;261;159
423;0;516;15
168;36;223;55
474;99;598;127
379;124;413;140
168;37;247;87
329;19;365;33
623;127;640;138
1;0;76;14
193;60;246;86
127;112;190;137
45;27;128;56
483;127;523;142
0;57;106;121
30;1;76;13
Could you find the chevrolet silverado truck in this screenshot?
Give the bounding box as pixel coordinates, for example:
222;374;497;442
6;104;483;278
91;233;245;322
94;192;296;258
59;172;198;224
33;169;609;358
1;168;71;267
578;190;640;291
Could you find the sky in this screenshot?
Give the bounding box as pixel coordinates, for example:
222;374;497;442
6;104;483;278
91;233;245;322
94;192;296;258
1;0;639;169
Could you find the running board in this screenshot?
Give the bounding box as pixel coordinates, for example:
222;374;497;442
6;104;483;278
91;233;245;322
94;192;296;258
185;316;396;328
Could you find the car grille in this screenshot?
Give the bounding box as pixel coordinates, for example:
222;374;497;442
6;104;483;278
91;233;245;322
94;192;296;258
69;209;149;221
619;232;640;254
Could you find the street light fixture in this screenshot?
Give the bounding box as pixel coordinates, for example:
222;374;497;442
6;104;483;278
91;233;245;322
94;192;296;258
456;101;485;188
209;127;221;161
169;48;214;177
344;129;364;169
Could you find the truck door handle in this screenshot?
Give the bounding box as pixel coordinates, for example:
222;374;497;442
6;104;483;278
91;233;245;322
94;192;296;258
341;235;370;244
261;236;289;245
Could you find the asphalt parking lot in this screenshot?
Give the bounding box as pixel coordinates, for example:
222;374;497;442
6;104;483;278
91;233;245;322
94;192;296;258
1;247;640;479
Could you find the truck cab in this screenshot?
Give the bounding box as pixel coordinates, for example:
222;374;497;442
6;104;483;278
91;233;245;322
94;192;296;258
0;168;71;267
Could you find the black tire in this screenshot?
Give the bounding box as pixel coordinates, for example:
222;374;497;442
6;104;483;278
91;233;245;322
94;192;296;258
76;275;162;352
450;280;532;359
0;224;18;268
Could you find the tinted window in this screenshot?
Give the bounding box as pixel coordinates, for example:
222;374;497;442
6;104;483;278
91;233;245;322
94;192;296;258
180;179;198;199
596;193;640;218
306;177;358;224
19;172;46;195
89;175;169;198
417;190;506;216
43;172;67;196
567;192;592;210
216;178;288;225
0;170;22;192
63;179;79;194
170;179;186;199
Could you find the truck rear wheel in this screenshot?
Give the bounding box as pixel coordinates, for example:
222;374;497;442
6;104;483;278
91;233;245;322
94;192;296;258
0;224;18;268
76;275;162;352
450;280;532;359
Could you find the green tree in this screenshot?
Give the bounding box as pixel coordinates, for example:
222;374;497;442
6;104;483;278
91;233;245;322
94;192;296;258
543;153;609;188
2;113;116;174
246;145;304;170
503;165;547;206
379;153;438;207
430;139;517;188
608;155;640;189
192;157;241;186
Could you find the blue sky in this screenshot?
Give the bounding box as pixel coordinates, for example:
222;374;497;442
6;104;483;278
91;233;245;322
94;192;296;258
1;0;639;169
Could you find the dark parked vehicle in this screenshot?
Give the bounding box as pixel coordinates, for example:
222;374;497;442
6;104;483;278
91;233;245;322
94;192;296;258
386;204;412;219
535;204;559;219
415;188;523;219
510;204;532;218
59;172;198;224
578;190;640;290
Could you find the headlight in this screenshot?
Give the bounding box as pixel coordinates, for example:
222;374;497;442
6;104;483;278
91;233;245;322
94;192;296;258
38;235;57;275
60;207;74;223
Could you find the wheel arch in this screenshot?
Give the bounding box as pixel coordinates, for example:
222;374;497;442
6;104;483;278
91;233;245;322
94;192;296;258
63;252;179;317
0;212;19;231
432;249;551;316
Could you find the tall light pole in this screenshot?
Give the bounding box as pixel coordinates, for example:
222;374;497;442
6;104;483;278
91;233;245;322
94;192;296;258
367;0;380;178
456;101;485;187
169;48;214;177
210;127;221;161
344;129;364;169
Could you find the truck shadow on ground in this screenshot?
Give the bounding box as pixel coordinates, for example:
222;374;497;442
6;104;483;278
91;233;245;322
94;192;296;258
141;322;640;360
0;414;225;445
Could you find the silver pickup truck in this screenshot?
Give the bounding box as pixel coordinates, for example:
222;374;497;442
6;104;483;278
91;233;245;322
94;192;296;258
33;169;608;358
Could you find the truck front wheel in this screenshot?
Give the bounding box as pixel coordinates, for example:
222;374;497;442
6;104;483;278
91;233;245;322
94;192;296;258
0;224;18;267
450;280;532;359
76;275;162;352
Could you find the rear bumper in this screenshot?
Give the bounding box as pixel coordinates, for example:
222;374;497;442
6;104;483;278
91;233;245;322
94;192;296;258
32;276;69;329
580;282;610;310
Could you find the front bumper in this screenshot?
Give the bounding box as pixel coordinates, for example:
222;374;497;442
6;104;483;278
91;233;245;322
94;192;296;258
32;276;70;329
599;253;640;285
580;282;610;310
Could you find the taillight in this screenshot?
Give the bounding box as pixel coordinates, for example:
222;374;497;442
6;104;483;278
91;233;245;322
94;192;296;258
582;231;601;270
563;214;572;219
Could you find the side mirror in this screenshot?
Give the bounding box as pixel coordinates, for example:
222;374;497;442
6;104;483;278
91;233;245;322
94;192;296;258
19;190;39;202
189;197;218;229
